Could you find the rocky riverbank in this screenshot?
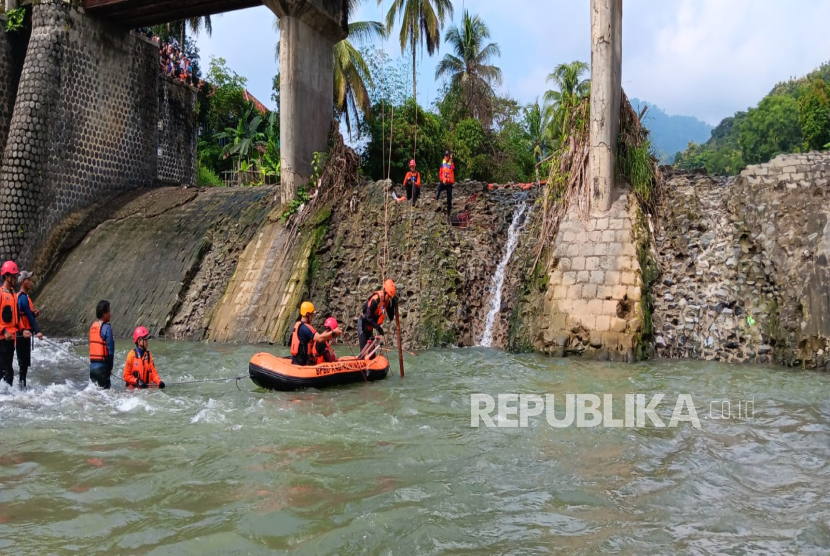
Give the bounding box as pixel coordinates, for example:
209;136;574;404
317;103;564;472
32;150;830;368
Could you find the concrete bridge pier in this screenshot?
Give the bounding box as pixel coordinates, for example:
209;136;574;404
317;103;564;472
589;0;623;213
267;0;347;204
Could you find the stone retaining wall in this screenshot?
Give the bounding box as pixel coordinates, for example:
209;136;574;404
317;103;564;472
653;152;830;368
0;25;21;169
37;187;273;340
0;1;197;273
157;75;197;186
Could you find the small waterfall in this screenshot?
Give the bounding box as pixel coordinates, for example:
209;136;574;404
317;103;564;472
480;200;528;347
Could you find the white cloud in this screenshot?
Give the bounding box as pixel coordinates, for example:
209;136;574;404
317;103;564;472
197;0;830;125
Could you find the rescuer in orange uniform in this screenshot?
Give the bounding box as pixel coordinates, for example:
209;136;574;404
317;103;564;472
437;150;455;222
124;326;165;389
0;261;25;386
290;302;342;366
358;279;396;354
90;300;115;389
15;270;43;388
315;317;340;363
403;159;421;206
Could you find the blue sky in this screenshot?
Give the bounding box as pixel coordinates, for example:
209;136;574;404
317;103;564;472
196;0;830;126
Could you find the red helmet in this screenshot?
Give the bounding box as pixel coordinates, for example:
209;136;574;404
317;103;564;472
409;159;416;167
1;261;19;277
133;326;150;343
324;317;338;330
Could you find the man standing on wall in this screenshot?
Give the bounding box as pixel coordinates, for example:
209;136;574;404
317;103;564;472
15;271;43;388
437;150;455;223
0;261;25;386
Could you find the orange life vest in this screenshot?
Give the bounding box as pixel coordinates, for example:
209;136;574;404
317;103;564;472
15;292;34;331
0;287;18;336
124;348;160;387
89;320;109;362
440;159;455;184
290;321;318;362
366;291;387;326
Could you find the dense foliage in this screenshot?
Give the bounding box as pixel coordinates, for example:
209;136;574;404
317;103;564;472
675;62;830;174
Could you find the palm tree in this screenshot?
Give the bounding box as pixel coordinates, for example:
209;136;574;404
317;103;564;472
544;61;590;139
381;0;454;106
524;99;551;161
334;19;386;138
434;10;501;127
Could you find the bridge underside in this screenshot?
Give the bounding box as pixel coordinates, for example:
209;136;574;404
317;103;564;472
82;0;264;28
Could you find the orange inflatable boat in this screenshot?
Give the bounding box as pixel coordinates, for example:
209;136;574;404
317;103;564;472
248;353;390;391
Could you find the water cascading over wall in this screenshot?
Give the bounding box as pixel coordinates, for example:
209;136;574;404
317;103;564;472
0;0;196;274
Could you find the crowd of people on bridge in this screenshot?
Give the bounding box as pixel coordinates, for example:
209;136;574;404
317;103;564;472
137;29;195;85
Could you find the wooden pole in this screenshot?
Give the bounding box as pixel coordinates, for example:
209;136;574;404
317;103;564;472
395;304;404;377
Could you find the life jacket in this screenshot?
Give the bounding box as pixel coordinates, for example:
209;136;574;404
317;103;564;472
125;348;160;386
15;292;34;331
440;159;455;184
290;321;318;363
89;320;109;362
0;287;19;336
364;291;387;326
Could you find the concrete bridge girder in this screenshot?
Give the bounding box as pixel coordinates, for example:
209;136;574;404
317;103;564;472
267;0;346;203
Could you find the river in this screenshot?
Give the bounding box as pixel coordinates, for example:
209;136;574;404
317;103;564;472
1;340;829;555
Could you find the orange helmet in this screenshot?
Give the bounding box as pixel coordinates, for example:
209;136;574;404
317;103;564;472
383;279;396;298
300;301;315;316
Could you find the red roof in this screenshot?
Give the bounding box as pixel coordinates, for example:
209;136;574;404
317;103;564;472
244;89;269;114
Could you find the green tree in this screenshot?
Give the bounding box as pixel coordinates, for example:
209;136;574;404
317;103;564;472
798;78;830;151
334;14;387;138
739;94;802;164
362;99;445;181
214;107;266;163
544;61;590;141
524;99;551;162
381;0;454;106
434;10;502;128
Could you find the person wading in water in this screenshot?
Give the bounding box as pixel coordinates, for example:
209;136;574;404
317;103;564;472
89;300;115;389
291;302;342;366
358;279;397;355
124;326;165;389
0;261;25;386
15;270;43;388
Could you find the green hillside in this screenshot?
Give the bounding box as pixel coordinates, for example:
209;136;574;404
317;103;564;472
674;62;830;175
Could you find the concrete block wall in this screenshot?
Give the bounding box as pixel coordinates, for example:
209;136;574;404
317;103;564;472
537;189;644;359
0;25;20;169
157;75;197;186
0;1;197;272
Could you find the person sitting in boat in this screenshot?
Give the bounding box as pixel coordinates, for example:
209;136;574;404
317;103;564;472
316;317;341;363
123;326;165;389
358;279;396;355
291;302;342;366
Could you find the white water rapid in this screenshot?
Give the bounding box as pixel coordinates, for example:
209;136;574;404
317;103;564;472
479;200;528;347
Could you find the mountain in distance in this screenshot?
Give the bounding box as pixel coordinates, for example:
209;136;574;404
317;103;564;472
630;98;713;164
